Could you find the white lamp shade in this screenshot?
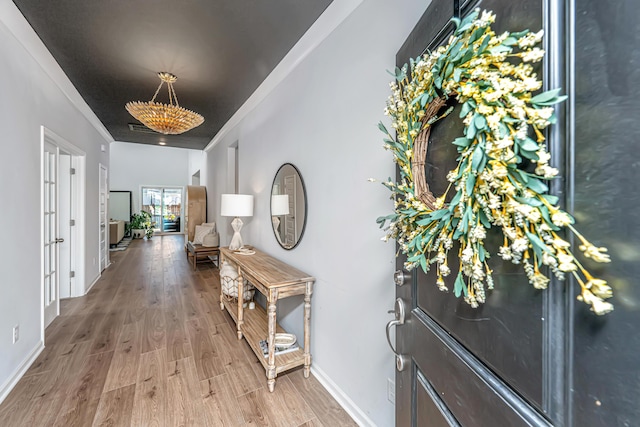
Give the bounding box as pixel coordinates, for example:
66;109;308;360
271;195;290;216
221;194;254;217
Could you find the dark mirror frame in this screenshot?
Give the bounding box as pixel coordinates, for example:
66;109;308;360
270;163;307;250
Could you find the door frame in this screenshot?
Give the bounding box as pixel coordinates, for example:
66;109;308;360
41;127;86;331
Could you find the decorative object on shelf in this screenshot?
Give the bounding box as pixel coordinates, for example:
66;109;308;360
130;210;153;239
219;260;255;301
125;72;204;135
221;194;254;250
274;333;297;349
270;163;307;250
259;338;299;358
377;9;612;315
234;247;256;255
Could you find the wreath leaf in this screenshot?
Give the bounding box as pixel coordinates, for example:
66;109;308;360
379;8;613;315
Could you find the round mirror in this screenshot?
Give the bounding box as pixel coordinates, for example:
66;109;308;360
270;163;307;250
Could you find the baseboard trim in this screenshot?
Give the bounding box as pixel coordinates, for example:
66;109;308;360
85;273;101;294
0;341;44;405
311;365;376;427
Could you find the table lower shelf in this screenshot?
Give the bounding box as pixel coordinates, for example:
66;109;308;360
221;297;305;374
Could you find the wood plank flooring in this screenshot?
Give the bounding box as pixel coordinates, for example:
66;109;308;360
0;235;356;427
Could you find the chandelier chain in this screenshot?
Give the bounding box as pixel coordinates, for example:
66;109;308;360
150;81;164;103
170;83;179;107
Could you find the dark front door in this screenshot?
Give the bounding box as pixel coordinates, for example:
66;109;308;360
390;0;640;426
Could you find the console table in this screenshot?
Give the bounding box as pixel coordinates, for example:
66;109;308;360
219;247;315;392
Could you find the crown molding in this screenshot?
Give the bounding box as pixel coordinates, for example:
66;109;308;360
0;0;114;143
204;0;363;152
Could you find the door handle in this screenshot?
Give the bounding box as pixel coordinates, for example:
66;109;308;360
386;298;408;371
55;238;64;243
385;298;405;354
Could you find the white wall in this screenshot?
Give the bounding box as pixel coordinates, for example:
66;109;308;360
0;0;111;401
110;142;198;213
205;1;425;425
188;150;206;186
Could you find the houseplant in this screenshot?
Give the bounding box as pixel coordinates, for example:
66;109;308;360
130;210;153;239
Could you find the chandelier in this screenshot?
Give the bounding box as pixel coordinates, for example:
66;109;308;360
125;72;204;135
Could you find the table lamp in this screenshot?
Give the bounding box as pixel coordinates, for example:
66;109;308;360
221;194;254;250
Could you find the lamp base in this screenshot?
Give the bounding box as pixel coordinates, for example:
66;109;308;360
272;216;284;245
229;217;244;250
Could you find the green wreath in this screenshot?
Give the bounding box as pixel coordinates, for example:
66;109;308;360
377;9;612;314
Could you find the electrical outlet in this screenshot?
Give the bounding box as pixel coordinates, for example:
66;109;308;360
12;325;19;344
388;378;395;405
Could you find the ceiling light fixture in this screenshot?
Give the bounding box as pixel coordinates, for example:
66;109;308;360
125;72;204;135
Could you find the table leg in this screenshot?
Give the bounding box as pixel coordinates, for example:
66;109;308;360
267;294;278;392
219;252;225;310
303;281;313;378
236;266;244;340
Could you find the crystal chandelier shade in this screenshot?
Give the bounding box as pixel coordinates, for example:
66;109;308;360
125;72;204;135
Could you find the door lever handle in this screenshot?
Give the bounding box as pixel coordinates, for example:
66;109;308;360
55;238;64;243
386;298;408;372
385;298;406;356
386;319;402;355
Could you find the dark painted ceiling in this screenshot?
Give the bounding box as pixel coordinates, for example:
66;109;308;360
12;0;333;149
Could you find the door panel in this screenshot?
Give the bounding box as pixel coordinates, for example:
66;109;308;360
99;164;108;271
43;142;59;327
58;154;71;299
411;311;550;426
416;371;459;427
395;1;640;426
418;98;544;408
395;0;547;425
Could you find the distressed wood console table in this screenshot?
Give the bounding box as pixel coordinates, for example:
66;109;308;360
219;246;315;392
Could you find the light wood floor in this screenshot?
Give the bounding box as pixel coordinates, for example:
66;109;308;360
0;235;356;427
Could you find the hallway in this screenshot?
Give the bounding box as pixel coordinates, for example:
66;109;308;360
0;235;355;426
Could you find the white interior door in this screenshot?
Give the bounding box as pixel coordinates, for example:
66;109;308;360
43;141;60;328
58;154;72;299
42;126;86;300
283;174;296;247
99;164;108;271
